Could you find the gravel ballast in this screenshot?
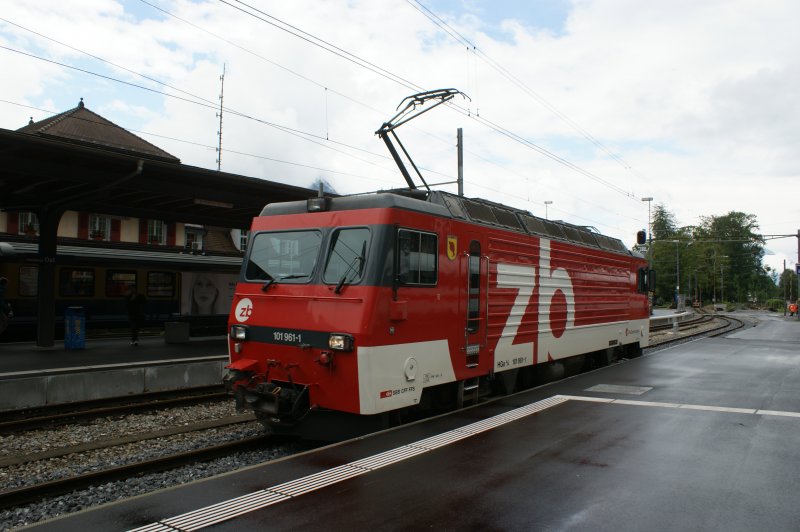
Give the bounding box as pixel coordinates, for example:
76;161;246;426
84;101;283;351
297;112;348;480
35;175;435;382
0;400;314;530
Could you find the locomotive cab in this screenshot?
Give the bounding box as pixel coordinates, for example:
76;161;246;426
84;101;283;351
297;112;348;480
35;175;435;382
224;193;450;438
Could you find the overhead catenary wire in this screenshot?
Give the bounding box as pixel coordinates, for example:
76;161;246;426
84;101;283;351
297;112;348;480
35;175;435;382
137;0;379;113
405;0;640;182
62;0;640;224
0;44;405;176
1;6;644;233
221;0;423;92
0;12;418;173
214;0;641;203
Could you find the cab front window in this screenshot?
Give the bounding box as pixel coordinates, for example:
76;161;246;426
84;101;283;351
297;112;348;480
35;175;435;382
245;230;322;282
323;227;371;284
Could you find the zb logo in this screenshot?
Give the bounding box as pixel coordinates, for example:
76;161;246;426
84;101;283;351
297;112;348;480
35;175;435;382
235;298;254;323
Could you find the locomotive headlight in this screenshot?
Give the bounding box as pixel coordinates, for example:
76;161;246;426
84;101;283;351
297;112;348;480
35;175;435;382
230;325;249;341
328;333;354;351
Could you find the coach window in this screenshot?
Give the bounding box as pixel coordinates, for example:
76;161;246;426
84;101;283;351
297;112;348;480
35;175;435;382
467;240;481;333
59;268;95;297
19;266;38;297
107;271;137;297
397;229;438;285
323;228;371;284
148;272;175;298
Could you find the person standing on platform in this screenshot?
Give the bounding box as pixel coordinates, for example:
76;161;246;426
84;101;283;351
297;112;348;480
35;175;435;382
0;277;11;336
125;285;146;346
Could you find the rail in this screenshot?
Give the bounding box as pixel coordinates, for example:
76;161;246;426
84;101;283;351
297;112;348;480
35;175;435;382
0;386;226;434
0;434;275;510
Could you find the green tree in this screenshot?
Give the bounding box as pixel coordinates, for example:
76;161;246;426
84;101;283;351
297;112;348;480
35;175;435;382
647;204;678;304
651;203;678;241
695;212;764;304
647;206;770;307
778;268;798;303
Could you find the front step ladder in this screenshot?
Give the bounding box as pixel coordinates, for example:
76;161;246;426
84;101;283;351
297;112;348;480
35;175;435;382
457;377;480;408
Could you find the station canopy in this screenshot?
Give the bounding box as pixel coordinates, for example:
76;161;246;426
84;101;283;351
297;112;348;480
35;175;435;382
0;99;316;229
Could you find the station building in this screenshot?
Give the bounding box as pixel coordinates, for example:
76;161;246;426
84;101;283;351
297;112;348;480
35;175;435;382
0;99;315;346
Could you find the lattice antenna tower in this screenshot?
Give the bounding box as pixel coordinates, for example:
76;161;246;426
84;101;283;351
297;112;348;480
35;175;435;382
216;64;226;171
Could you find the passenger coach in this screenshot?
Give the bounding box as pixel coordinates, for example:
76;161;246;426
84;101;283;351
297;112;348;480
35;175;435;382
225;190;654;438
0;242;241;340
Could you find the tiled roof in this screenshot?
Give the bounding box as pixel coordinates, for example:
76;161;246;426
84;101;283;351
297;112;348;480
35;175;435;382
17;99;179;163
203;228;240;254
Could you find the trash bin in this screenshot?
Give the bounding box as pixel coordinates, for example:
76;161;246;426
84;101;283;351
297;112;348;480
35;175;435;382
64;306;86;350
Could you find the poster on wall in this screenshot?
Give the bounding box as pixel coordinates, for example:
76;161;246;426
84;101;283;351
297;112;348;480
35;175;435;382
181;272;239;315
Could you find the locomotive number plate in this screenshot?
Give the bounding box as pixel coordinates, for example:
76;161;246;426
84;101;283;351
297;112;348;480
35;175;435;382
249;326;330;348
273;330;304;344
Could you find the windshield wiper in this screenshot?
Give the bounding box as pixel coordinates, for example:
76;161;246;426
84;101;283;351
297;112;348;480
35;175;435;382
335;244;366;294
262;273;308;292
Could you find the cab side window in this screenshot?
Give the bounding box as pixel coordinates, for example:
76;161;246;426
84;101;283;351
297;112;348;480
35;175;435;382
397;229;438;286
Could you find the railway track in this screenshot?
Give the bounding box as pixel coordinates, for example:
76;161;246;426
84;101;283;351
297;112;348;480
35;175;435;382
649;313;714;332
0;414;257;468
648;313;745;349
0;386;227;435
0;433;277;510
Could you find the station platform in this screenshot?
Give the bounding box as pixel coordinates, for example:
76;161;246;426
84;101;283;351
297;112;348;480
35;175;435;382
31;313;800;531
0;335;228;411
0;335;227;375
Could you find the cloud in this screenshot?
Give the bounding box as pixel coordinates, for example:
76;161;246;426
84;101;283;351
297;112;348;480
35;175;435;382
1;0;798;272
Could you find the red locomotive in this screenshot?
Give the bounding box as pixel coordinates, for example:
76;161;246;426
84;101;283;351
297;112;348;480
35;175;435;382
224;189;653;438
224;89;654;438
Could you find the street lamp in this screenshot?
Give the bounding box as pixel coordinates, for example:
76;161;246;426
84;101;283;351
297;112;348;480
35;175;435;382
720;256;728;304
544;200;553;220
672;240;680;305
641;197;653;244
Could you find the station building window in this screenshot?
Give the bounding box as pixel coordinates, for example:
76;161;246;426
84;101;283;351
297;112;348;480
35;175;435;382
89;214;111;241
18;212;39;235
148;220;165;245
185;225;204;252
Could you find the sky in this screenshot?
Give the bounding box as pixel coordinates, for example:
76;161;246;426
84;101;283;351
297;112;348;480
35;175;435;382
1;0;798;276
